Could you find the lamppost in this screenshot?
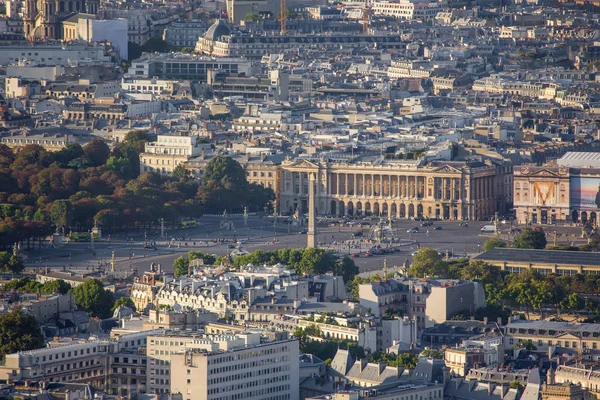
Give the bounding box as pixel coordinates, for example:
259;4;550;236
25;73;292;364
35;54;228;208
243;207;249;240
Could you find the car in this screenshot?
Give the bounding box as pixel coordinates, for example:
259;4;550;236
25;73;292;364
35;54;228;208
414;216;425;221
421;221;433;227
299;230;307;234
227;244;236;249
352;231;362;237
407;227;420;233
434;226;442;230
144;245;157;251
350;253;359;258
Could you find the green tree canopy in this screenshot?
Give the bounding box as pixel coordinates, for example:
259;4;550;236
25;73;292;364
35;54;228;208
244;12;263;22
83;139;111;167
74;279;114;318
408;248;447;277
0;252;24;274
173;256;190;278
0;309;44;360
203;156;248;188
40;279;71;295
112;297;136;313
50;200;73;232
188;251;216;265
483;237;507;252
335;256;359;283
513;228;547;249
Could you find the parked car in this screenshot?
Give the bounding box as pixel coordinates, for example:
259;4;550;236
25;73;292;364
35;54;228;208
421;221;433;227
407;227;420;233
434;226;442;230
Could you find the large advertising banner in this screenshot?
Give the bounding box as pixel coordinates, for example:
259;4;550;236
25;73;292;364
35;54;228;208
570;177;600;210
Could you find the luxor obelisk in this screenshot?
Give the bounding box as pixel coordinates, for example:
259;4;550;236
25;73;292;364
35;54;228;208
307;172;317;248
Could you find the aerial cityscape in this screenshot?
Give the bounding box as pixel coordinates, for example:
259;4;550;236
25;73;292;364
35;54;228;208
1;0;600;399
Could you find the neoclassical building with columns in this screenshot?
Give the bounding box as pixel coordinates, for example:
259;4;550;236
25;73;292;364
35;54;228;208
279;156;509;220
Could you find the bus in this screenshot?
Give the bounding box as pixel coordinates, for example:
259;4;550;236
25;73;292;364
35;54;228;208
69;232;100;242
179;220;197;229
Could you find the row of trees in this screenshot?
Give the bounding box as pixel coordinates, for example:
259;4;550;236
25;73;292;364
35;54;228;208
293;326;365;364
0;251;25;274
173;251;222;277
400;245;600;321
483;228;547;252
2;277;135;319
0;137;274;249
0;309;44;361
231;248;359;282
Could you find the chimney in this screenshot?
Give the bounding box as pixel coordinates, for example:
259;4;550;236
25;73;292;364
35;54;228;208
360;359;368;371
497;317;502;325
378;362;386;375
157;264;162;274
483;317;488;325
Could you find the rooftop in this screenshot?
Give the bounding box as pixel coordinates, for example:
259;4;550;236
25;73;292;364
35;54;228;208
473;248;600;267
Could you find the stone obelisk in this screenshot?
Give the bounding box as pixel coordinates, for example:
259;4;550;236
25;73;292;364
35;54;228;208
307;172;317;248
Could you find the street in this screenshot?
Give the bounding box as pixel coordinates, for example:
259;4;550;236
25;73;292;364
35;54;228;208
22;215;586;276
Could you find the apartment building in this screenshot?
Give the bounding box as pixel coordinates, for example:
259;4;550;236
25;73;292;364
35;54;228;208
139;135;205;175
387;60;433;79
444;346;501;377
307;383;444;400
373;0;444;20
146;331;202;394
127;53;252;82
196;20;404;59
162;21;208;48
504;320;600;351
0;330;158;397
20;293;76;325
0;132;73;151
44;79;120;101
170;334;299;400
359;279;484;332
233;111;293;133
146;330;300;399
121;77;179;95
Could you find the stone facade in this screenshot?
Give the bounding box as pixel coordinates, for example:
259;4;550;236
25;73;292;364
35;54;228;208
514;165;600;224
279;158;506;220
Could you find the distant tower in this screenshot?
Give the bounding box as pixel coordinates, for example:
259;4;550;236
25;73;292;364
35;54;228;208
39;0;59;39
307;172;317;248
23;0;37;39
86;0;100;15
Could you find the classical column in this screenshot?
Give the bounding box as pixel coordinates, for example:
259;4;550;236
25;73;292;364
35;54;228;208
354;174;357;196
307;172;317;248
401;176;406;198
363;174;366;196
380;175;384;197
336;174;340;196
371;174;375;197
345;174;349;196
